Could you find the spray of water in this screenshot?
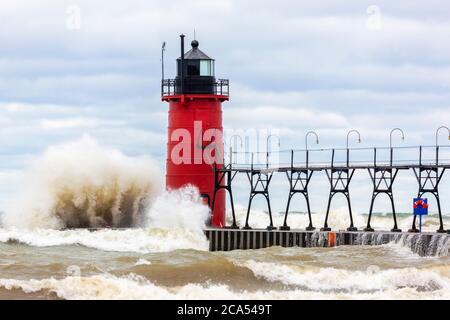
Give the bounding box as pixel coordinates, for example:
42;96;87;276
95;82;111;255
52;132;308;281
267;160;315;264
1;136;165;229
145;186;209;231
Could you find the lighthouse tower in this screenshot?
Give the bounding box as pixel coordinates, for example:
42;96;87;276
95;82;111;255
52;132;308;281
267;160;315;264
162;35;229;227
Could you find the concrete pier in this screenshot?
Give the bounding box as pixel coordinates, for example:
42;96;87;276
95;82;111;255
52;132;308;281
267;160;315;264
204;228;450;256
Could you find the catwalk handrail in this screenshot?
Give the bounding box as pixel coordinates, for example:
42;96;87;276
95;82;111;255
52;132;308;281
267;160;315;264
223;145;450;171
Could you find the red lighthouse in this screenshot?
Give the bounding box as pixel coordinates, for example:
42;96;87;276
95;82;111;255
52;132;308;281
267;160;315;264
162;35;229;227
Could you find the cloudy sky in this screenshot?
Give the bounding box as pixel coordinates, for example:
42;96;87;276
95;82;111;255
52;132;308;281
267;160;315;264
0;1;449;219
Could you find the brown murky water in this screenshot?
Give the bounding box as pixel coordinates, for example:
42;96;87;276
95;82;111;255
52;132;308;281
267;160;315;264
0;226;449;300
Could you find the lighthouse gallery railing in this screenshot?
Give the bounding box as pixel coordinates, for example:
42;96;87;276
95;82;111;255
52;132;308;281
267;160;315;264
161;78;229;96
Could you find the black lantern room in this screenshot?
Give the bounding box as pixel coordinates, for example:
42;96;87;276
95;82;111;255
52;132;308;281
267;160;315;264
161;35;229;97
176;38;216;94
177;40;215;77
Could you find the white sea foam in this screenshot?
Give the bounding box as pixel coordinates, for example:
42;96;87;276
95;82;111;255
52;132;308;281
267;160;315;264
135;259;152;266
0;227;208;253
145;186;210;232
233;260;450;292
1;271;449;300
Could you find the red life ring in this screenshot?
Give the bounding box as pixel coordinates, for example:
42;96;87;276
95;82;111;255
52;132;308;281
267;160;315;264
413;199;428;209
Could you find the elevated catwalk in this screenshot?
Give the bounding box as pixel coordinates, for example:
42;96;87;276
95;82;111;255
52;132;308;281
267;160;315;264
204;228;450;256
212;145;450;233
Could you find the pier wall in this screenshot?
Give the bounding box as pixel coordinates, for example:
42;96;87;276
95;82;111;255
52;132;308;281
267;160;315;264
204;228;450;256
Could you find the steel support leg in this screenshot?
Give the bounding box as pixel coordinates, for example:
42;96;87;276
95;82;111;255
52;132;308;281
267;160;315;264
364;193;376;232
265;194;276;230
244;194;255;230
321;193;334;231
281;192;315;231
409;213;419;233
211;169;238;229
305;193;315;231
227;188;238;229
346;193;357;231
433;192;445;233
281;192;293;230
389;193;401;232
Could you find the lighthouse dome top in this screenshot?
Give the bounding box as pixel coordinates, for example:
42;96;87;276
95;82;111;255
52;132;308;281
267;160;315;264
177;40;213;60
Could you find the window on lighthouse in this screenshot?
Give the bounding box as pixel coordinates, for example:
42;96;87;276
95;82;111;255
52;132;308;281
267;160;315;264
200;60;214;76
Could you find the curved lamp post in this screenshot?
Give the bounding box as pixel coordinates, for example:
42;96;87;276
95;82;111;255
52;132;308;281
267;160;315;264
389;127;405;168
305;131;319;150
266;134;280;169
435;125;450;167
346;129;361;149
346;130;361;166
435;126;450;147
229;134;243;149
389;128;405;149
